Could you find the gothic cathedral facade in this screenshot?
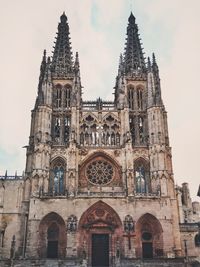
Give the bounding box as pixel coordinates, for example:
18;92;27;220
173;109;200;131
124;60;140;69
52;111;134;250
0;12;200;267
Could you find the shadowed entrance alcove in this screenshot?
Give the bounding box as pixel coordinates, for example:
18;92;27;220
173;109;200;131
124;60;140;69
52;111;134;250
135;213;163;258
38;212;66;259
78;201;123;267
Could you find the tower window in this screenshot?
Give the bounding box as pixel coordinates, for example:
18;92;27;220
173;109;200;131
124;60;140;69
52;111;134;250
134;159;150;194
135;165;146;193
64;117;71;143
139;117;144;144
54;118;61;142
55;85;62;108
65;85;71;108
49;161;65;195
137;88;143;110
128;86;134;110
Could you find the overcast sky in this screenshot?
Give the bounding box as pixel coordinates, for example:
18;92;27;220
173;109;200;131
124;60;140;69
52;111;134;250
0;0;199;201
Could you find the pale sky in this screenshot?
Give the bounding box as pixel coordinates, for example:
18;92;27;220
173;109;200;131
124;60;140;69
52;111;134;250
0;0;199;201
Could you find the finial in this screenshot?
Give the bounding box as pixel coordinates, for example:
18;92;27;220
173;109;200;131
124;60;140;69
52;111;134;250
128;12;135;24
152;53;156;64
42;49;46;63
60;12;67;23
147;57;151;71
75;52;79;64
74;52;80;71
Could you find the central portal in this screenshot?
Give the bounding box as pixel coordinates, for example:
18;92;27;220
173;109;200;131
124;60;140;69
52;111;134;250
92;234;109;267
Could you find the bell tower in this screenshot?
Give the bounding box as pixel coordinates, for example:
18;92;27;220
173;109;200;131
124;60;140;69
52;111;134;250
25;12;82;199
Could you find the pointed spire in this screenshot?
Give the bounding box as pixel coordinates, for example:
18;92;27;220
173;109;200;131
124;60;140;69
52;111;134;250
147;57;151;72
118;53;124;75
51;12;73;78
128;12;135;23
151;53;163;106
39;50;47;84
124;12;146;75
74;52;80;72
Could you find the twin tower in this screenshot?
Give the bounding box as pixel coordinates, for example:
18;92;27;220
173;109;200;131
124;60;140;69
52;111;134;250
1;11;199;267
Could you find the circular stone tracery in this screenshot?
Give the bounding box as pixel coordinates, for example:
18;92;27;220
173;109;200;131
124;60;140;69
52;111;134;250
86;160;114;185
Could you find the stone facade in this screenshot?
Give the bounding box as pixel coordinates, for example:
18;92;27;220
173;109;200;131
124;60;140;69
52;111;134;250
0;12;200;267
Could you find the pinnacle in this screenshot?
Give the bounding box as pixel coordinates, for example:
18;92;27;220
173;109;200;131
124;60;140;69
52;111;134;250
60;11;67;23
123;12;146;75
128;12;135;24
152;53;157;64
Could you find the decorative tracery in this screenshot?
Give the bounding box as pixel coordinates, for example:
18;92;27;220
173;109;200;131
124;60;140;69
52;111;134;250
52;83;71;145
86;160;113;185
79;114;120;147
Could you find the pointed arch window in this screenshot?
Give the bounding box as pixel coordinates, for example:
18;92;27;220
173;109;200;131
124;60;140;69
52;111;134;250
128;86;134;110
64;85;71;108
139;117;144;144
54;84;62;108
134;159;150;194
49;160;65;195
137;88;143;110
64;116;71;143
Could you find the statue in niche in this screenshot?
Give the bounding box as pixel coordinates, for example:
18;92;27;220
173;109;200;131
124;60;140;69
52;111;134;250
67;215;78;232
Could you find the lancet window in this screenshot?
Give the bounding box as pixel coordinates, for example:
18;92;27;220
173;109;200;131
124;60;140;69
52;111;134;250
138;117;144;144
64;116;71;143
49;159;66;195
52;115;71;145
64;85;71;108
54;84;62;108
79;114;120;147
54;117;61;142
128;86;134;110
134;159;150;194
137;87;143;110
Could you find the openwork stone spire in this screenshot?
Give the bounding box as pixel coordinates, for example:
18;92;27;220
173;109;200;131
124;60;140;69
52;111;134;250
51;12;73;78
152;53;163;106
124;12;146;75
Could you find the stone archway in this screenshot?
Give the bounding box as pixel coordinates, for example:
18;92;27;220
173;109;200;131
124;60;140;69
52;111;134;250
135;213;163;258
78;201;123;267
38;212;66;259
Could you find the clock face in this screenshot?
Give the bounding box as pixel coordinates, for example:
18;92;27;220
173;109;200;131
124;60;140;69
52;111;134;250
86;160;113;185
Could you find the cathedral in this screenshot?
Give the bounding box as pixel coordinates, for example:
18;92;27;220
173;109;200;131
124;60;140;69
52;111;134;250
0;11;200;267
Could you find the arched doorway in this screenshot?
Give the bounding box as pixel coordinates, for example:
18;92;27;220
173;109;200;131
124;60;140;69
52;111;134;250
38;212;66;259
135;213;163;259
47;222;59;258
78;201;123;267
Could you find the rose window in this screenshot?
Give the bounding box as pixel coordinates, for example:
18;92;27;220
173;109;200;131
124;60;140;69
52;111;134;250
86;160;113;185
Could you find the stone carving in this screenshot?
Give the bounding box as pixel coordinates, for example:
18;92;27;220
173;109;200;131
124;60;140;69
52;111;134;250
67;215;77;232
124;215;134;233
